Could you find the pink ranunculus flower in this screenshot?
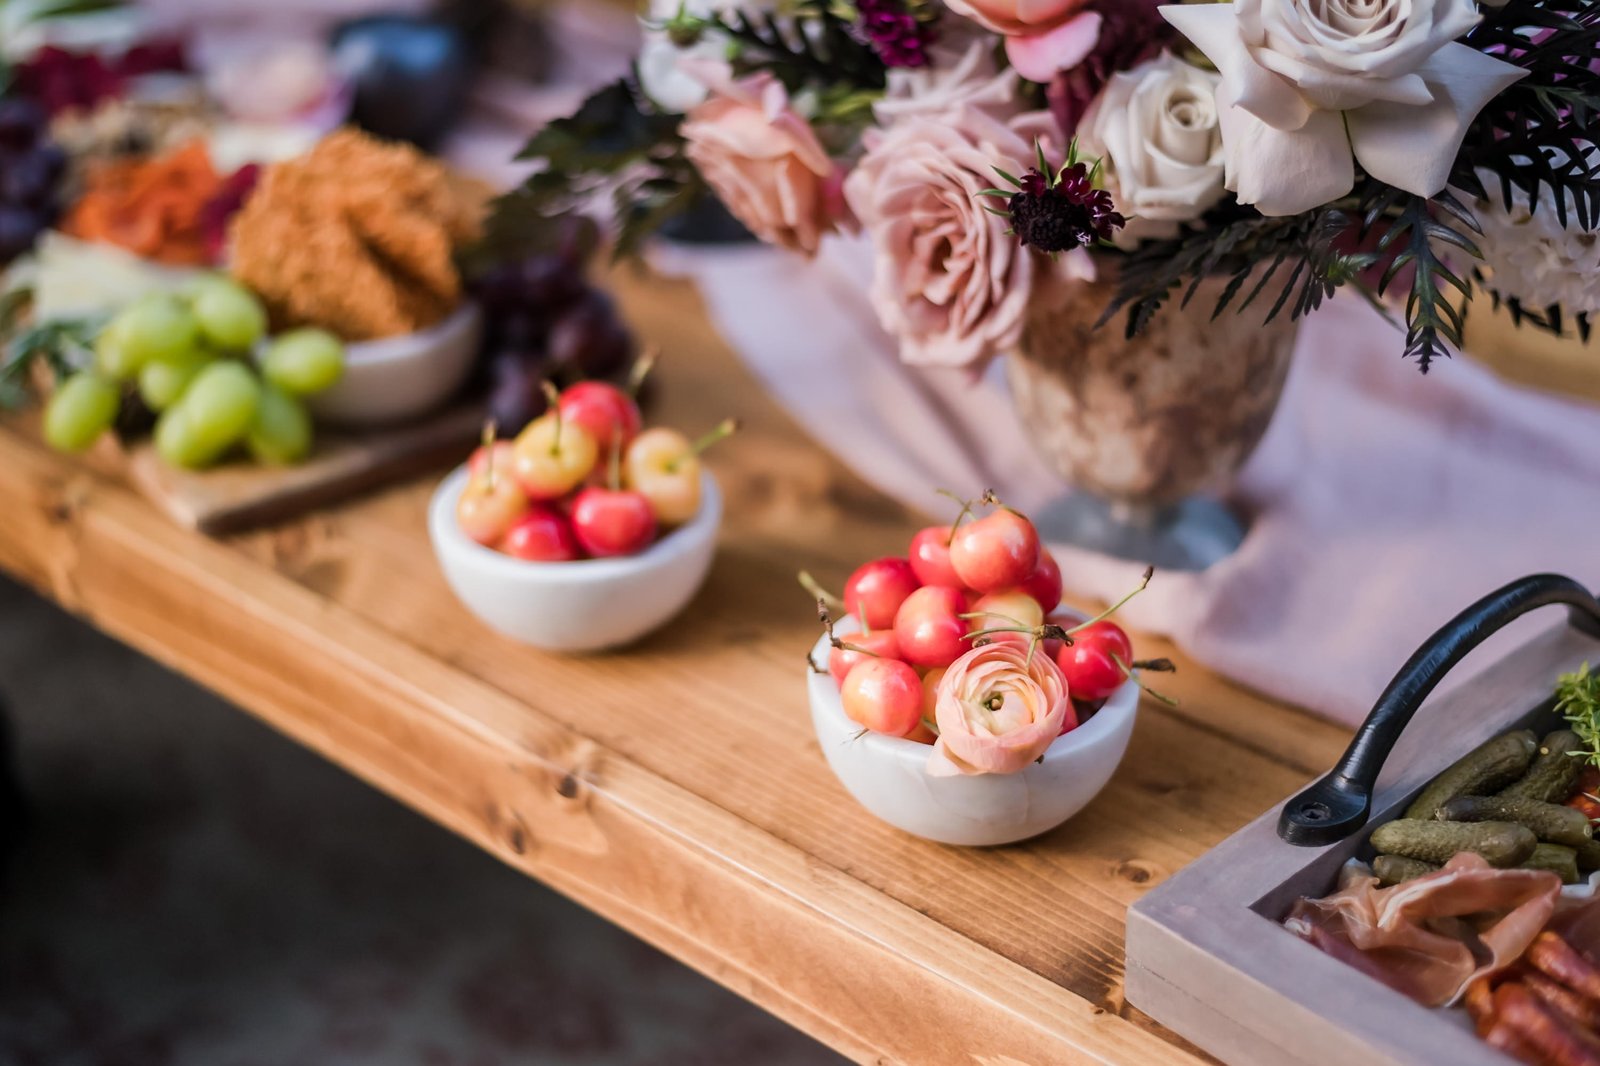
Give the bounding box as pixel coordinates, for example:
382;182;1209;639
843;105;1039;371
928;642;1070;777
680;72;853;258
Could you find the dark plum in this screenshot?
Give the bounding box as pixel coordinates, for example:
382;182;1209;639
0;99;46;152
0;205;42;264
1;145;65;207
486;354;552;435
546;291;633;381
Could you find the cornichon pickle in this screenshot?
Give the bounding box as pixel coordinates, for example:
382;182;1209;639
1370;819;1538;867
1521;843;1582;884
1404;731;1538;819
1577;839;1600;873
1435;794;1594;847
1373;854;1440;886
1498;730;1585;804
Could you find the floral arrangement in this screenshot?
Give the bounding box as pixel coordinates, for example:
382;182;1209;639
488;0;1600;372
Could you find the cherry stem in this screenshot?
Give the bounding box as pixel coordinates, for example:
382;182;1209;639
1061;566;1155;637
964;622;1071;645
978;488;1023;518
1113;652;1178;706
607;427;623;491
799;571;845;612
935;488;976;546
814;598;881;656
806;649;827;675
479;420;499;488
628;345;659;397
1131;658;1176;673
920;716;940;737
542;380;563;458
667;418;740;474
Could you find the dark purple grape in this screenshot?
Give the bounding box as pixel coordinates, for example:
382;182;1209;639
546;290;634;381
486;354;551;435
520;254;585;311
470;262;527;312
1;145;65;208
0;204;42;264
0;99;46;153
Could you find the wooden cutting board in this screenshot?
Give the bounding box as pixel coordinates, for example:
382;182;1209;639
76;403;483;536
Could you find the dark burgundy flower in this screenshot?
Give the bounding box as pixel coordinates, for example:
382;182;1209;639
856;0;936;69
12;40;186;118
200;164;262;264
1007;164;1124;252
1046;0;1176;137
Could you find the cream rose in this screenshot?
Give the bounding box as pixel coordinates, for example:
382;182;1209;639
1078;52;1225;248
1162;0;1526;216
929;642;1070;776
681;72;852;257
843;105;1038;370
636;0;780;113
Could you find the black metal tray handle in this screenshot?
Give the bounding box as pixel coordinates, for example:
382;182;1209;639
1279;574;1600;846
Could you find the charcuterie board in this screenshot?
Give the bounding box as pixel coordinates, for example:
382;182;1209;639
1126;576;1600;1066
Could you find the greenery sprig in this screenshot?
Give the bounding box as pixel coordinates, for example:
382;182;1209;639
1557;663;1600;770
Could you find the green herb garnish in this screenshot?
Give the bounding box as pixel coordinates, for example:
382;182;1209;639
1556;663;1600;768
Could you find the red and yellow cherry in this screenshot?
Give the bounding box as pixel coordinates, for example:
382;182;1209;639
969;589;1045;631
949;508;1040;593
468;439;516;481
908;525;963;588
827;628;902;686
512;410;599;501
456;467;528;546
570;486;657;557
840;658;924;738
501;505;582;562
1054;620;1134;701
558;381;641;450
844;557;921;630
624;419;737;526
1018;549;1063;615
893;586;970;669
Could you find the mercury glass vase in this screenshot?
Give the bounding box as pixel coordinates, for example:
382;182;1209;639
1006;265;1300;570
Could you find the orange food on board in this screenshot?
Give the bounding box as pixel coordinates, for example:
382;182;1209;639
62;140;223;266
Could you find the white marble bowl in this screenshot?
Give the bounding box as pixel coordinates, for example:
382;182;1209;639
428;465;721;652
808;631;1139;846
310;302;483;427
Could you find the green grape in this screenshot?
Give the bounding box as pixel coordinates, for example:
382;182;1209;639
189;276;267;352
154;405;225;470
138;358;203;412
182;361;261;453
43;373;121;453
260;328;345;395
93;319;136;381
110;294;202;370
246;385;313;466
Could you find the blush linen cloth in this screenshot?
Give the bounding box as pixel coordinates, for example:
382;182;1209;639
653;239;1600;726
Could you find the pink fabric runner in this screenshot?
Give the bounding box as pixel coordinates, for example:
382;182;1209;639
654;239;1600;725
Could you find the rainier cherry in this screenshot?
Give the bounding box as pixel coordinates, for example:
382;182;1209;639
827;628;902;686
840;658;924;738
625;419;738;526
513;389;599;501
468;439;516;481
908;526;963;588
457;430;527;546
970;589;1045;631
893;586;970;669
501;505;582;562
844;557;921;630
558;381;641;450
1054;620;1134;702
949;504;1040;593
1018;549;1063;615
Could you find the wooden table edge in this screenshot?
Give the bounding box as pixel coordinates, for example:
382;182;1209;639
0;430;1198;1066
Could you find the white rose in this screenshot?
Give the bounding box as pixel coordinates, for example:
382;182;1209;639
636;0;779;114
1078;53;1225;249
1162;0;1526;216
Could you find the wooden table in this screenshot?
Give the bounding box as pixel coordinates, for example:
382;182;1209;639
0;265;1356;1065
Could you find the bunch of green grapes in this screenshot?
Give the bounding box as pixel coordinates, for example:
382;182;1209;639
43;276;346;470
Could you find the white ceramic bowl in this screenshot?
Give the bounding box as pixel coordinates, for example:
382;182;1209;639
309;302;484;427
428;465;722;652
808;631;1140;846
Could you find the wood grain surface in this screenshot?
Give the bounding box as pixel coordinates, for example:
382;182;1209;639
0;263;1358;1065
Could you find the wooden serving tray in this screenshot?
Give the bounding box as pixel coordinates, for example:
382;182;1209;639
1126;586;1600;1066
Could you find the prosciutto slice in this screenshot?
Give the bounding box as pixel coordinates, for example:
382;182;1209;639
1285;853;1563;1006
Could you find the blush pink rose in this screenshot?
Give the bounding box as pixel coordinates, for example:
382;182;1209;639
680;72;852;257
944;0;1088;36
843;106;1039;370
944;0;1104;82
928;642;1069;776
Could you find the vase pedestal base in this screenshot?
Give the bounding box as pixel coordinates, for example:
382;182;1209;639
1031;494;1244;572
